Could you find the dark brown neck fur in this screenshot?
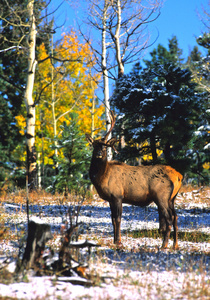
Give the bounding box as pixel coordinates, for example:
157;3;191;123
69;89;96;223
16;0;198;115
89;156;107;184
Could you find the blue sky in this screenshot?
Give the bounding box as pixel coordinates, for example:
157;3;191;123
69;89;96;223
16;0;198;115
53;0;209;67
145;0;209;60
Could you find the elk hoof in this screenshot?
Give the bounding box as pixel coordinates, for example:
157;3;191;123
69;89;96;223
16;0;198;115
161;243;168;250
114;240;123;249
173;243;179;250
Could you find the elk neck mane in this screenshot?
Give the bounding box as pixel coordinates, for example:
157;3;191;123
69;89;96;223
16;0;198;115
89;157;125;183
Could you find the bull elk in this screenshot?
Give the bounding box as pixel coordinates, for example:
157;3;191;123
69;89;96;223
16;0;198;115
86;112;183;249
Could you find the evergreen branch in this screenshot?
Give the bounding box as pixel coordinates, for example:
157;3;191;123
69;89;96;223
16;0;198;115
0;74;24;92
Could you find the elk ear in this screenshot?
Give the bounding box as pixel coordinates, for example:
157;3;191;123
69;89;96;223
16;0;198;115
85;133;94;145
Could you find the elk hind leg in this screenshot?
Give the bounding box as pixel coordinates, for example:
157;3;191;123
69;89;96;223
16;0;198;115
158;207;166;234
158;206;172;249
170;198;178;249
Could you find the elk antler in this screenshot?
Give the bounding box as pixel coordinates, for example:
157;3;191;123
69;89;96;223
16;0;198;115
104;110;116;142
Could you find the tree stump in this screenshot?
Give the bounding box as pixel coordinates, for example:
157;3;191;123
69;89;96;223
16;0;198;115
16;220;52;273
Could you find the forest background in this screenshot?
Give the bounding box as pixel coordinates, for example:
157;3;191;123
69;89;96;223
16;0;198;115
0;0;209;195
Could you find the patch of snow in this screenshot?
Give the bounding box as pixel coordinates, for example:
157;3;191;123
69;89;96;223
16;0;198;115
204;143;210;150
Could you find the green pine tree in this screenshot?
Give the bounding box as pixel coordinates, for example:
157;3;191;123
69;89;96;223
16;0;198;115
144;35;183;68
111;38;206;178
53;113;91;194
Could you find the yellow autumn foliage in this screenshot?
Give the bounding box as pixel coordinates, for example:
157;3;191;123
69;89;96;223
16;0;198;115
140;140;163;162
203;162;210;170
15;114;26;136
15;30;104;166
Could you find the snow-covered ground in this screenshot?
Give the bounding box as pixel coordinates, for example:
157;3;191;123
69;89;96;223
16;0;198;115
0;189;209;299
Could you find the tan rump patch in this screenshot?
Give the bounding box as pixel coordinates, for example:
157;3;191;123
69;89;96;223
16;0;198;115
165;166;183;199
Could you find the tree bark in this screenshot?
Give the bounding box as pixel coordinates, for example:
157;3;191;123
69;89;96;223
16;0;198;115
163;141;171;164
150;135;158;163
16;221;52;272
102;1;112;160
24;0;37;190
112;0;124;78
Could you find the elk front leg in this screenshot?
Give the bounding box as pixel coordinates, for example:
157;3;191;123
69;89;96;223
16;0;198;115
109;199;122;245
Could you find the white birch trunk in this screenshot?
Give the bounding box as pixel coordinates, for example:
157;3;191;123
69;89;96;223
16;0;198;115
37;152;41;189
24;0;37;189
114;0;124;78
51;35;58;173
52;78;58;173
91;81;95;139
102;0;112;160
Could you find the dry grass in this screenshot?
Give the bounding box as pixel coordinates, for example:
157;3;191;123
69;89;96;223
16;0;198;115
126;228;210;244
0;189;98;206
178;185;210;206
0;185;209;205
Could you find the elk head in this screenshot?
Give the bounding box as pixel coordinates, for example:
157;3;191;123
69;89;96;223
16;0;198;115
85;111;118;161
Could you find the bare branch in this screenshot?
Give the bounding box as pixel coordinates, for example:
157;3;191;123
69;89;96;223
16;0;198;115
38;54;82;64
77;0;162;79
0;45;25;53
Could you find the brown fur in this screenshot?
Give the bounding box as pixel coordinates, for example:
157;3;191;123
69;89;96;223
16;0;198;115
86;119;183;249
